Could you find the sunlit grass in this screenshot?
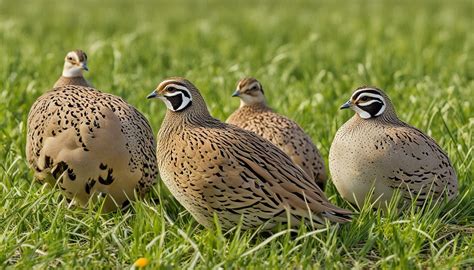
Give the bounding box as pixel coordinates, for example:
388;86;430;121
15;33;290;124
0;0;472;268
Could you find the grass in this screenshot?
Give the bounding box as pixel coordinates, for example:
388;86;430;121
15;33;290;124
0;0;473;268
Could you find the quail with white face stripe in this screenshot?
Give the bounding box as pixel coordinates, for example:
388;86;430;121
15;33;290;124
339;88;387;119
147;80;193;112
227;78;327;189
147;77;351;230
329;86;458;209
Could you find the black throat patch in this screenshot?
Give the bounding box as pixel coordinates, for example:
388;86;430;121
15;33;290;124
166;91;192;112
359;99;384;117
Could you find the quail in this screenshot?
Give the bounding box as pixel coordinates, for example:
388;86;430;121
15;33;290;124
54;50;91;88
227;78;327;189
329;86;458;208
26;52;158;212
147;77;351;230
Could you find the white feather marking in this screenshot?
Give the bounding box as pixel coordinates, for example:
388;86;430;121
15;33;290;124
176;94;192;111
352;105;371;119
358;99;382;106
375;104;386;116
356;93;386;117
158;96;174;111
351;88;378;98
158;80;183;90
164;83;190;93
62;66;83;77
163;84;193;111
356;92;385;101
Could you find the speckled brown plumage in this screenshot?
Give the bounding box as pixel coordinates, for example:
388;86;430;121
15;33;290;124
227;78;327;189
329;87;458;208
147;77;351;230
54;76;91;88
26;85;158;212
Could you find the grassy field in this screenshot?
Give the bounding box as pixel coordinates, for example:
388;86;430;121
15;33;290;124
0;0;473;268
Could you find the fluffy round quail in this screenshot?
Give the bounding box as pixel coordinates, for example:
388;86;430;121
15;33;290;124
147;77;351;230
54;50;91;88
26;52;158;212
329;86;458;208
227;78;327;189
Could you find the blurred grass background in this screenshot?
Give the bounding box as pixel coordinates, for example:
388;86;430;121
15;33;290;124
0;0;472;268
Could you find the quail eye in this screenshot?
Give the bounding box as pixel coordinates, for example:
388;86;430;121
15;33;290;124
167;87;176;92
360;96;369;101
67;57;73;61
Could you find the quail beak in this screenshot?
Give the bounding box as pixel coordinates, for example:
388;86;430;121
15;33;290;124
231;90;240;97
147;91;158;99
81;63;89;71
340;100;352;110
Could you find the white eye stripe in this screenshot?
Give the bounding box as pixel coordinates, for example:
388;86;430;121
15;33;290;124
164;83;190;93
164;91;184;97
356;93;384;101
358;99;383;107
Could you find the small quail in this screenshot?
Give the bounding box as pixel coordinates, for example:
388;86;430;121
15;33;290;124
147;77;351;230
227;78;327;189
26;51;158;212
329;86;458;208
